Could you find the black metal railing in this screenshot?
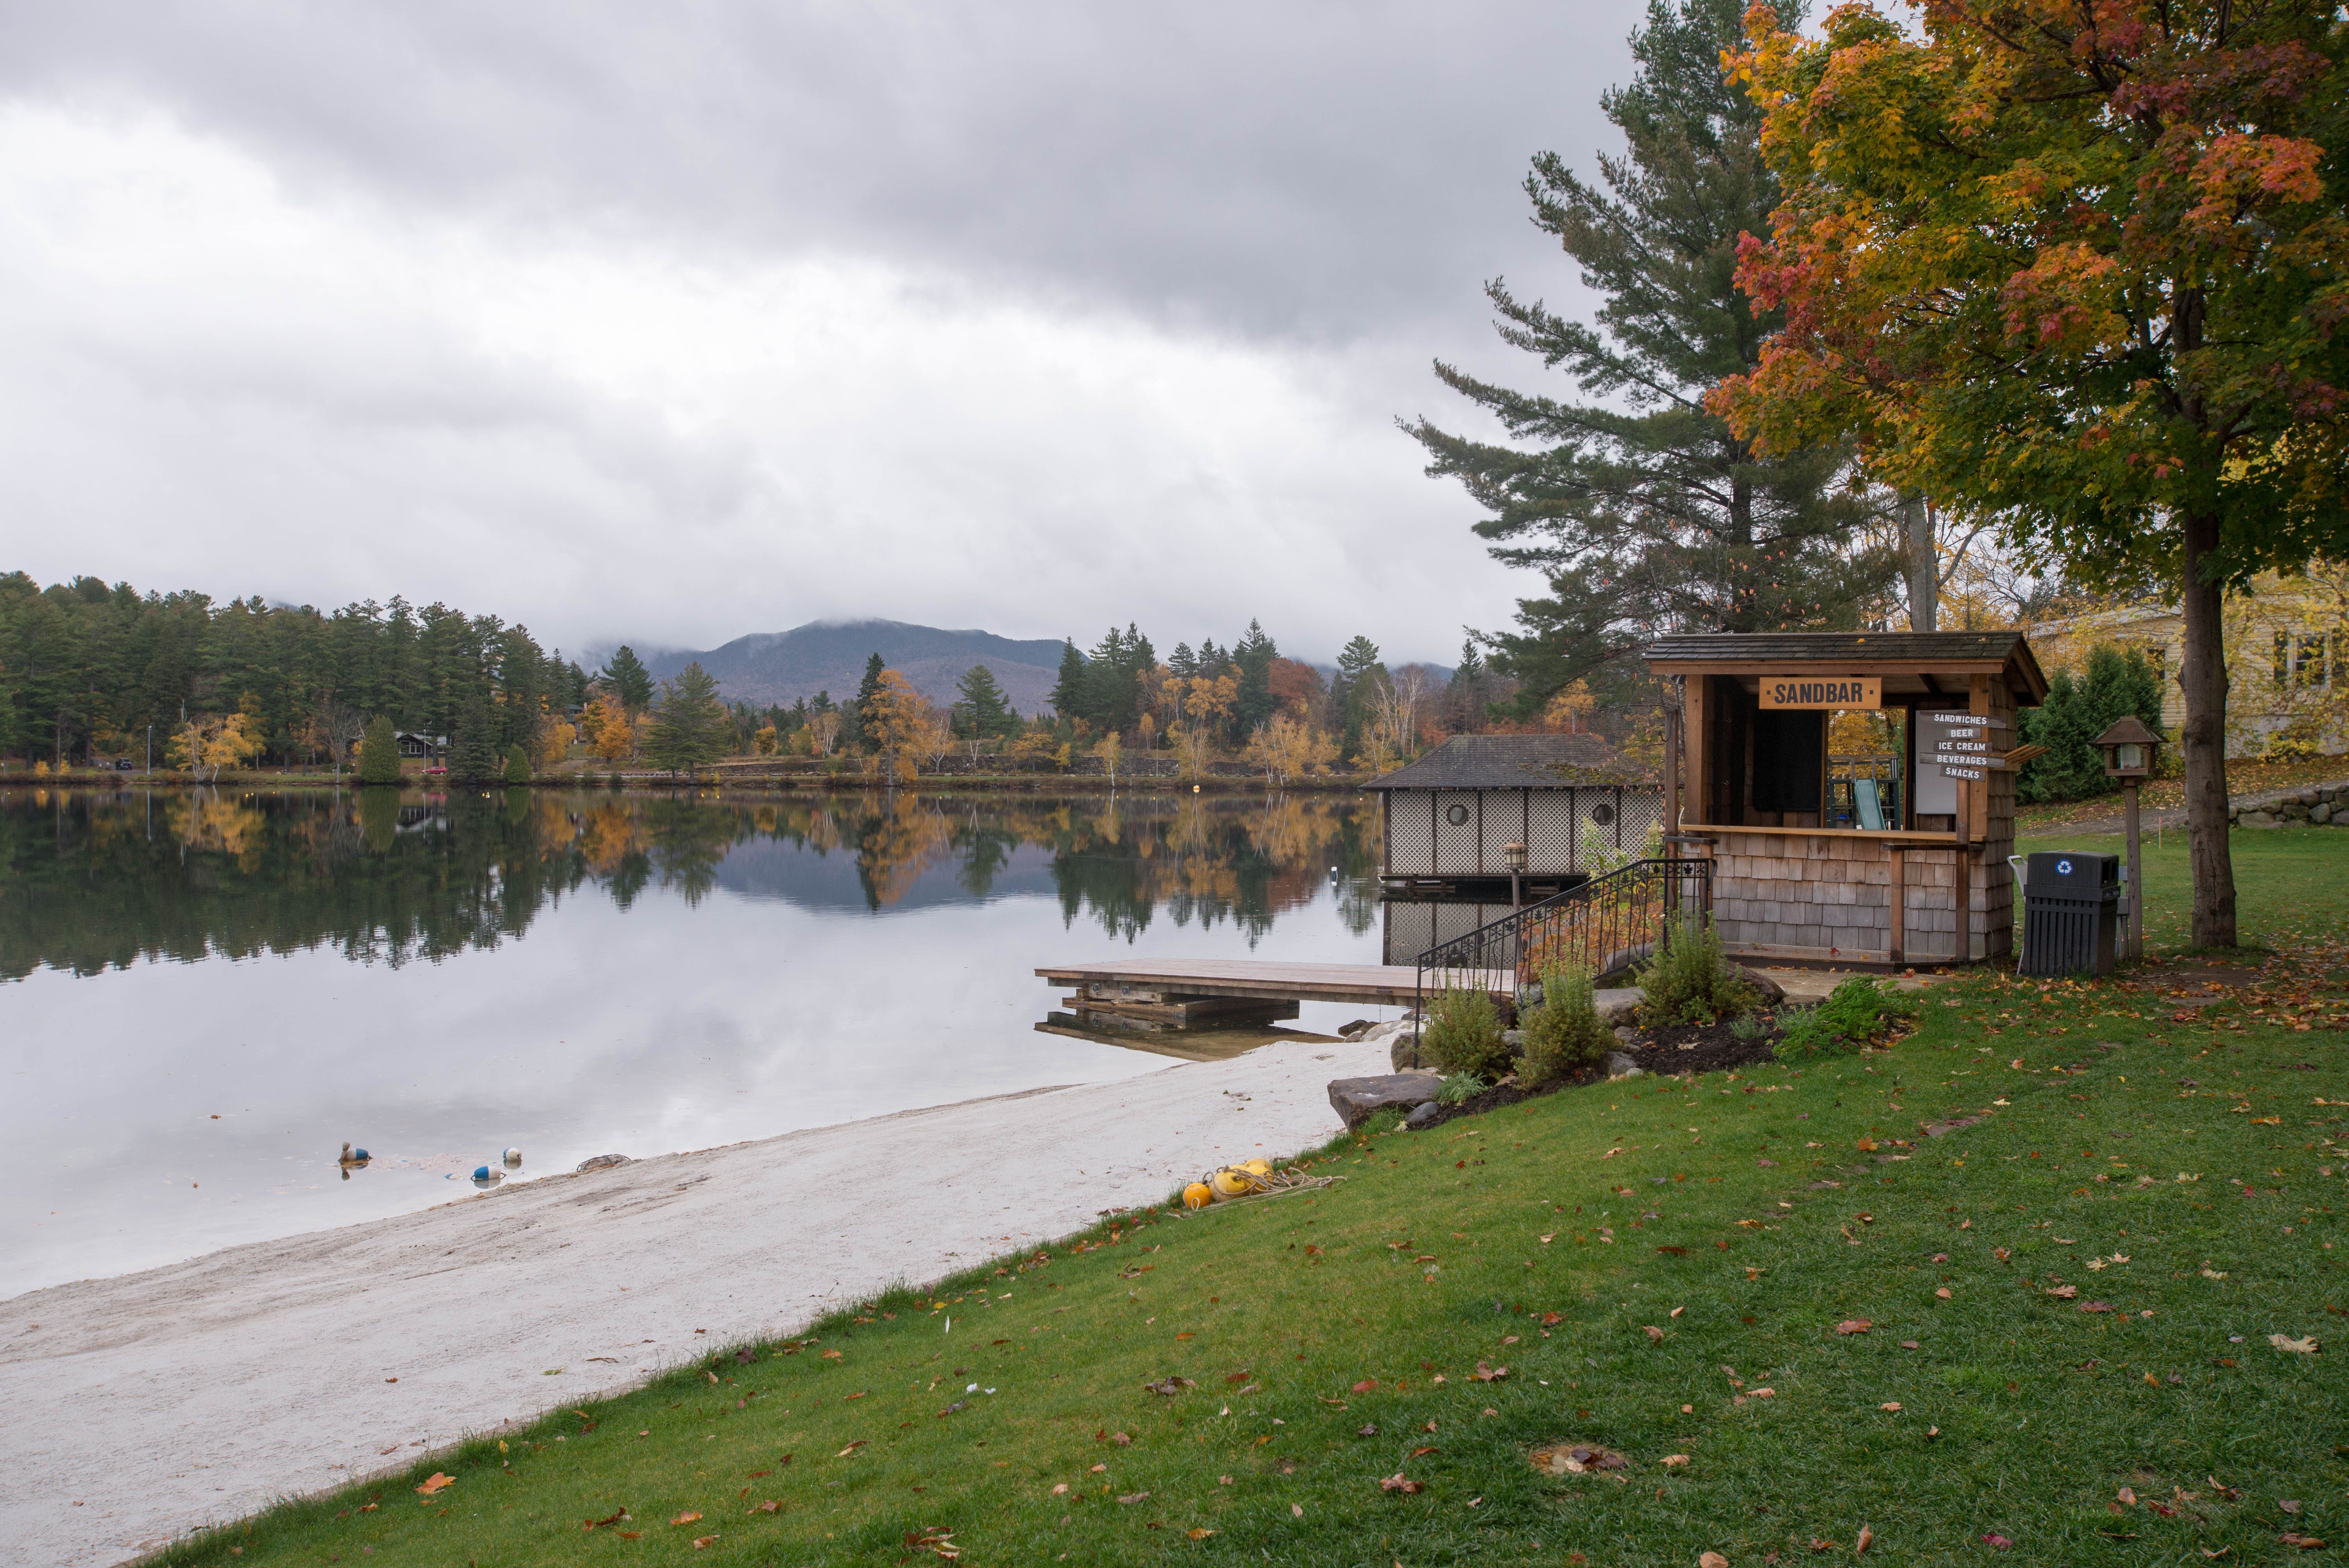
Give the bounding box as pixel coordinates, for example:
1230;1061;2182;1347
1412;857;1714;1037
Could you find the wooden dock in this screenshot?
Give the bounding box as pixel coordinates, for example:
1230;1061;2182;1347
1034;958;1513;1010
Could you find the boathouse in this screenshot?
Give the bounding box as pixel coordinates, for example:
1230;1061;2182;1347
1645;631;2048;966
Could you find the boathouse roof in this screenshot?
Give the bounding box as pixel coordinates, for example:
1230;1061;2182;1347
1365;733;1649;791
1644;631;2048;702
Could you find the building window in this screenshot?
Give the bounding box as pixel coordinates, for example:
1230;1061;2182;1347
1445;804;1470;826
2300;633;2328;688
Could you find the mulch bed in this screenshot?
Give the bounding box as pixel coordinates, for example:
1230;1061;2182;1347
1396;1013;1790;1133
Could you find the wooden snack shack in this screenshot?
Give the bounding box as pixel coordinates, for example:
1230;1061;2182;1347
1644;632;2049;966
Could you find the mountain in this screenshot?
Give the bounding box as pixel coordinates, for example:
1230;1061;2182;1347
639;619;1071;713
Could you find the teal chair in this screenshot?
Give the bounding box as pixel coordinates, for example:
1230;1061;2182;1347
1854;778;1887;831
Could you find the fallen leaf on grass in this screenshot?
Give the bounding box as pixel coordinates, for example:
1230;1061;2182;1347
836;1442;865;1457
1702;1554;1729;1568
1857;1524;1874;1554
1143;1377;1196;1396
1188;1527;1215;1539
2282;1534;2328;1550
1936;1288;1953;1299
1984;1532;2013;1549
1661;1454;1690;1468
585;1509;631;1530
2080;1301;2112;1314
1809;1539;1838;1552
1471;1362;1509;1382
1880;1402;1902;1412
1531;1443;1628;1474
1835;1320;1872;1335
1352;1378;1379;1393
1117;1492;1150;1505
1291;1503;1304;1518
690;1537;717;1550
1051;1484;1069;1497
1379;1473;1424;1494
2280;1500;2303;1513
1410;1445;1438;1458
746;1501;780;1514
2270;1334;2320;1354
1644;1326;1666;1343
2047;1285;2079;1299
672;1512;702;1525
414;1474;454;1497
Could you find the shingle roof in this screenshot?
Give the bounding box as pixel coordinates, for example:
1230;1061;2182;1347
1365;734;1651;790
1643;631;2031;664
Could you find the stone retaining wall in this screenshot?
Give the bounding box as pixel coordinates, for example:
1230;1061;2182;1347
2230;785;2345;827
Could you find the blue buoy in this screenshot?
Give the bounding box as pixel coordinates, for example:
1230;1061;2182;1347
353;1147;369;1162
473;1165;492;1180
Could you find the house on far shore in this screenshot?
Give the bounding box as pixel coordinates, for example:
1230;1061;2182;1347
394;732;448;765
1368;733;1661;895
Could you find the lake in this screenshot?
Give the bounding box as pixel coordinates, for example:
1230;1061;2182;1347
0;786;1396;1299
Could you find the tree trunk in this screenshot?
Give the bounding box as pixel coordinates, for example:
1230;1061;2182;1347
1901;492;1936;632
2177;510;2236;948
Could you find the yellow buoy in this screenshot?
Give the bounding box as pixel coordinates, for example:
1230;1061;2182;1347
1208;1168;1256;1201
1183;1182;1213;1210
1242;1158;1272;1178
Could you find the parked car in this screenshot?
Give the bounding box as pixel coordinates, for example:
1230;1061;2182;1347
115;759;135;772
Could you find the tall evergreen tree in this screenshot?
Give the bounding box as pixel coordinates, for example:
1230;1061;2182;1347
1232;620;1279;736
1404;0;1893;711
954;664;1019;738
646;663;731;779
1047;637;1089;723
448;686;498;783
597;645;655;711
1444;635;1491;731
1331;635;1386;759
846;652;885;753
1167;642;1197;680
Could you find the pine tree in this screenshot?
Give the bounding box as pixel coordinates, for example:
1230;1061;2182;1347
1404;0;1893;711
645;663;730;779
955;664;1019;738
448;687;498;783
845;653;885;754
1048;638;1087;721
1232;620;1279;736
356;714;402;785
1333;636;1386;759
1168;643;1198;680
504;743;531;784
598;645;654;711
1444;636;1491;731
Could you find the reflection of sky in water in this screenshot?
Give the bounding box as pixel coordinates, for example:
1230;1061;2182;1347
0;790;1391;1296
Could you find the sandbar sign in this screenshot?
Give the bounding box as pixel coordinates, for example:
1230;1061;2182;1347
1759;676;1880;710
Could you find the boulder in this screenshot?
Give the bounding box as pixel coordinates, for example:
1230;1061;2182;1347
1613;1025;1640;1042
1502;1028;1527;1058
2245;810;2279;829
1328;1072;1445;1130
2303;789;2322;807
1336;1018;1377;1039
576;1153;633;1173
1594;987;1643;1024
2314;802;2333;825
1602;1051;1645;1079
1405;1101;1445;1130
1735;966;1788;1003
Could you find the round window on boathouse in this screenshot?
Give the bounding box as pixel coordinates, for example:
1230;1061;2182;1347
1445;804;1470;825
1589;803;1615;826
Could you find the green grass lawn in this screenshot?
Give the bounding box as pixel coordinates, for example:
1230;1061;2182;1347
159;831;2349;1567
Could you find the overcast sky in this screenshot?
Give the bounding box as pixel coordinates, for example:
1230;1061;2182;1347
0;1;1648;666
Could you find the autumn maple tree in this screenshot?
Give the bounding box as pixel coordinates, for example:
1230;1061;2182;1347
1712;0;2349;946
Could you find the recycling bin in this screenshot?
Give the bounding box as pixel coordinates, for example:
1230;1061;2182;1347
2017;850;2119;976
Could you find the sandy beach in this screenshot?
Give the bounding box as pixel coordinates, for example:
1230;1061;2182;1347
3;1036;1388;1568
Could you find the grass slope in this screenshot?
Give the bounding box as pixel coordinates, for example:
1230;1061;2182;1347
159;831;2349;1566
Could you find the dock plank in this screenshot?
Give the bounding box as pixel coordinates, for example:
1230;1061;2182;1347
1034;958;1512;1007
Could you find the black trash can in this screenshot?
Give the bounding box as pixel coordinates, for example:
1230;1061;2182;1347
2018;851;2119;976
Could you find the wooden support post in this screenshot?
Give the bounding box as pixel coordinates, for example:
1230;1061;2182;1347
2124;777;2143;962
1684;675;1709;825
1888;846;1905;967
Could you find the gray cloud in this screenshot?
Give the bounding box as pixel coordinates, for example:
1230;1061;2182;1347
0;1;1649;663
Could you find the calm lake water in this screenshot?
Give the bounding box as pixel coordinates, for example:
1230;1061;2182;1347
1;786;1392;1298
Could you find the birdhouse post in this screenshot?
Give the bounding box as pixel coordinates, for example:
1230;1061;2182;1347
2094;715;2161;962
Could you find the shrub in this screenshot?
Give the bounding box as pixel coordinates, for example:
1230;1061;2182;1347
504;744;531;785
1437;1072;1484;1105
1774;977;1923;1058
1634;916;1756;1025
356;716;402;786
1521;965;1611;1086
1418;987;1510;1082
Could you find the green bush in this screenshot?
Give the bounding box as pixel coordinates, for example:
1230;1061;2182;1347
1774;976;1923;1058
356;715;402;786
1634;916;1757;1025
504;744;531;785
1521;964;1611;1085
2016;646;2165;803
1418;987;1510;1082
1437;1072;1485;1105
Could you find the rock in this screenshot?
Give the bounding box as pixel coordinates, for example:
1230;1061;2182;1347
576;1153;633;1173
1405;1101;1445;1130
2303;789;2322;807
1502;1029;1527;1058
1602;1052;1644;1079
1328;1073;1445;1130
1594;987;1643;1024
1596;943;1654;984
2314;803;2333;825
1735;966;1787;1003
1336;1018;1377;1039
1613;1025;1640;1042
2245;810;2279;829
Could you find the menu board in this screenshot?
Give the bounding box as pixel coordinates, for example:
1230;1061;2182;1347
1916;711;2009;787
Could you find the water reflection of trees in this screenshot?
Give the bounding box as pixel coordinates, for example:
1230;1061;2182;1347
0;788;1383;979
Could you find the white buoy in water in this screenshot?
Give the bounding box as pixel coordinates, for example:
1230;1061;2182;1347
502;1147;523;1168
